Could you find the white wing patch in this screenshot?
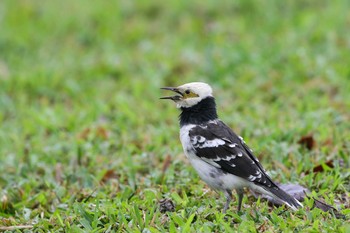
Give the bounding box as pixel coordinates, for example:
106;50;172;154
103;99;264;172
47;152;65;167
191;137;226;148
213;154;237;162
238;136;246;144
248;175;256;181
247;171;264;183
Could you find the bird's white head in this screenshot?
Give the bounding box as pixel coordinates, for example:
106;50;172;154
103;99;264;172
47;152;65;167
160;82;213;108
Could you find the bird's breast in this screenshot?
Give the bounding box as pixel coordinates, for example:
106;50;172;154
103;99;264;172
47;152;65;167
179;124;196;157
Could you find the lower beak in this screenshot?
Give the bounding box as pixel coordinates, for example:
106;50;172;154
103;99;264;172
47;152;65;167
160;87;183;101
160;96;182;100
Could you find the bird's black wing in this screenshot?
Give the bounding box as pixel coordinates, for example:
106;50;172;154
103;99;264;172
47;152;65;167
188;120;278;189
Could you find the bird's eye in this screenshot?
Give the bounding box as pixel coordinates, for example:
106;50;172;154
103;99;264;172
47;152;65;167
185;90;191;94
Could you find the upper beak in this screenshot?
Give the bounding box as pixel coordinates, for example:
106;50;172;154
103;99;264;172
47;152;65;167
160;87;183;100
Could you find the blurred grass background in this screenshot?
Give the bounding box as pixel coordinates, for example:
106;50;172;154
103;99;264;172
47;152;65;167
0;0;349;231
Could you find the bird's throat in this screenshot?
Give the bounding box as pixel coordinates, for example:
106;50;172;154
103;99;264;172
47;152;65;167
179;97;218;126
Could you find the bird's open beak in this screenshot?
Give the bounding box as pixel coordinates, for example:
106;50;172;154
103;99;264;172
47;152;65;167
160;87;183;101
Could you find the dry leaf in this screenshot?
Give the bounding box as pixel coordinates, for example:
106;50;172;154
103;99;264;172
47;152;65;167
96;126;109;139
78;128;91;140
278;183;310;201
311;196;345;219
298;134;316;150
306;160;334;175
100;170;119;184
162;155;172;174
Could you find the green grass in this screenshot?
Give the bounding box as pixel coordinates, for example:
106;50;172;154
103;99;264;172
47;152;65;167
0;0;350;232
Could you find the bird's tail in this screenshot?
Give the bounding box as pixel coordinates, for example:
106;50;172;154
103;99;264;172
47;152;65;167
264;186;303;211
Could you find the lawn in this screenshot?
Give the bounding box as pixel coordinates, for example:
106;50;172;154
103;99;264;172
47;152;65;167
0;0;349;232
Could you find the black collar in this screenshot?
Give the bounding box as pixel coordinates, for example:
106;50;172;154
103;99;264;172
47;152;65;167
179;97;218;126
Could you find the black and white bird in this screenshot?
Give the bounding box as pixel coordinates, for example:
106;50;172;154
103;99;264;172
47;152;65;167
161;82;302;212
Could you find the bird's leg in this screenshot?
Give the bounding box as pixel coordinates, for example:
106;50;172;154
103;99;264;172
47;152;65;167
223;189;232;213
236;189;244;212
